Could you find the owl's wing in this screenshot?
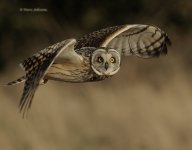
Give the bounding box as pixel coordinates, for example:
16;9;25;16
19;39;81;117
75;24;171;58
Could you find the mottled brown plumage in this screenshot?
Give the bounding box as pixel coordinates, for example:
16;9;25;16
76;24;171;57
3;24;171;117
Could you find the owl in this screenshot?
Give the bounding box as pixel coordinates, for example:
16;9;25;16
3;24;171;116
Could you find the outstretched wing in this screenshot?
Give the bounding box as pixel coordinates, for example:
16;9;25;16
19;39;80;117
75;24;171;58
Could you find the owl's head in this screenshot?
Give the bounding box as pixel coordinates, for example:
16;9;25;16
91;48;121;76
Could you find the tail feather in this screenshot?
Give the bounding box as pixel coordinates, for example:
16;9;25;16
1;76;26;86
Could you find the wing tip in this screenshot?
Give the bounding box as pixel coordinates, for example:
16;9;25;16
161;33;171;55
165;34;172;46
19;89;33;118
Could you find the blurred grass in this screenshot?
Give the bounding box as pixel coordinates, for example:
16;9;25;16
1;0;192;150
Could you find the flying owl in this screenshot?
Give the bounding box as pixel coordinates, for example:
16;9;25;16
4;24;171;116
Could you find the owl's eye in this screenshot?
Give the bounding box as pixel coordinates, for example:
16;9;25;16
97;57;104;63
110;57;116;63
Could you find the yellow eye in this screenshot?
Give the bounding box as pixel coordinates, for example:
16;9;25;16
97;57;103;63
110;57;116;63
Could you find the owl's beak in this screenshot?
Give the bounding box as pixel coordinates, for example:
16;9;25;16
105;62;108;70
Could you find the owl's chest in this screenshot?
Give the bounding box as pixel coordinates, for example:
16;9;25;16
45;62;89;82
46;54;91;81
45;54;108;82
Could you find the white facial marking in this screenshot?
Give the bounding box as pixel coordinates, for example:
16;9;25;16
91;48;121;76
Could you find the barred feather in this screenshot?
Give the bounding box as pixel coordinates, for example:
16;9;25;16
19;39;76;117
1;76;26;86
2;24;171;118
76;24;171;58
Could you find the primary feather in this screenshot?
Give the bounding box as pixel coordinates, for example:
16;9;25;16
75;24;171;58
2;24;171;117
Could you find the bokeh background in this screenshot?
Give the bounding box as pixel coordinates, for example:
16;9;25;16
0;0;192;150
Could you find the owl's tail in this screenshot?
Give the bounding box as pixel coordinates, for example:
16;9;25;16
1;76;49;87
1;76;26;86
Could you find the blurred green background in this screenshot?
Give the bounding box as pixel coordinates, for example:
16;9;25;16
0;0;192;150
